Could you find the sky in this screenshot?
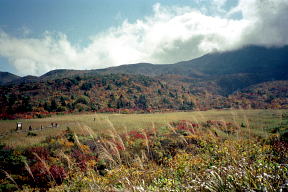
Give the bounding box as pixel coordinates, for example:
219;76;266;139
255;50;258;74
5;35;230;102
0;0;288;76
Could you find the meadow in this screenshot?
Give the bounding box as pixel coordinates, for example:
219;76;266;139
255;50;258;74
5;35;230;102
0;109;287;191
0;109;286;147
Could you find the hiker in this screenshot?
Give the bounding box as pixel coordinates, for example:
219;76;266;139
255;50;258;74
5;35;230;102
29;125;32;131
16;122;22;131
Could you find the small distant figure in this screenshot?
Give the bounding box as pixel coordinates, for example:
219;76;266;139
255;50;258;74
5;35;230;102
51;122;58;128
40;125;43;130
16;122;22;131
29;125;32;131
94;118;96;121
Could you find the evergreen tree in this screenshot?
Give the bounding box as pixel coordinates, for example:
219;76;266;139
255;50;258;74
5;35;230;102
50;99;58;112
137;95;148;109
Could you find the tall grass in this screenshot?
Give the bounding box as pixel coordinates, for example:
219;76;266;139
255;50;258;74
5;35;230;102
0;110;287;191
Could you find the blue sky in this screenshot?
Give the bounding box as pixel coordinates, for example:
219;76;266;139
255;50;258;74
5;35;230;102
0;0;237;43
0;0;287;76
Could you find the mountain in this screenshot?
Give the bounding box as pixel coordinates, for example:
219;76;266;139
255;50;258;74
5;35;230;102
95;62;204;77
3;45;288;89
95;45;288;94
97;45;288;78
8;75;39;85
1;45;288;119
0;72;20;85
175;45;288;76
40;69;90;80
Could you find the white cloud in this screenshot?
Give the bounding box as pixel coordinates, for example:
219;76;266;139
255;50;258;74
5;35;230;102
0;0;288;76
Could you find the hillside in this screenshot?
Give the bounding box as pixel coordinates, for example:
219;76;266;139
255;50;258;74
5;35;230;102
230;81;288;109
97;45;288;94
40;69;90;80
175;45;288;76
1;45;288;118
0;74;199;118
0;72;20;85
2;45;287;95
1;74;288;119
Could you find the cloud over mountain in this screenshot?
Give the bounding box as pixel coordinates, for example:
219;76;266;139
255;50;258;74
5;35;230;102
0;0;287;76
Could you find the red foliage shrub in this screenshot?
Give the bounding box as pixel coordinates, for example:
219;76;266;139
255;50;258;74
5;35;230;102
49;165;66;184
29;162;66;186
71;149;86;161
0;113;17;120
172;120;198;134
110;140;125;151
127;130;147;140
26;146;50;160
272;141;288;153
30;161;49;184
71;148;96;171
78;160;87;171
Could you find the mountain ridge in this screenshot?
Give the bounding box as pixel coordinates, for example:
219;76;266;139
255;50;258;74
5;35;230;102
2;45;287;78
0;71;20;85
1;45;288;118
1;45;288;95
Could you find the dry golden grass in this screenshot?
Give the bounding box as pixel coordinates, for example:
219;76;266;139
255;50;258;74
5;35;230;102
0;109;286;147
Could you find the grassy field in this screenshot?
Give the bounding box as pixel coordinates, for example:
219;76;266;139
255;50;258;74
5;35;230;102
1;109;288;191
0;109;287;147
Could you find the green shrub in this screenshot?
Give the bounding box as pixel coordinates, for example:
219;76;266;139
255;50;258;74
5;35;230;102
27;132;37;136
